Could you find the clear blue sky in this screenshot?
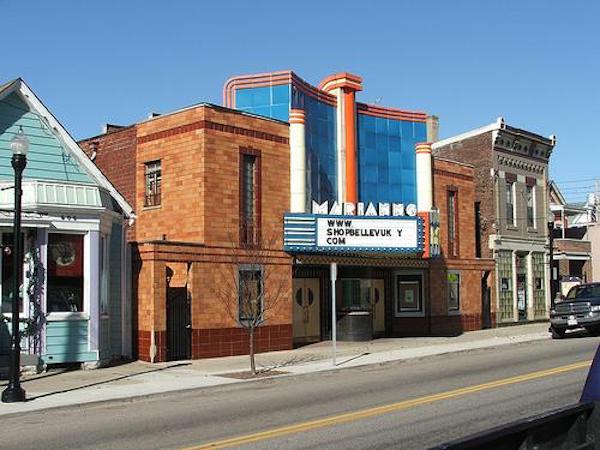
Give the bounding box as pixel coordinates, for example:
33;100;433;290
2;0;598;201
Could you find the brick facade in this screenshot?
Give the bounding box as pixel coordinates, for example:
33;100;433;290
79;126;138;240
434;124;554;324
431;133;495;258
81;105;293;362
430;157;496;333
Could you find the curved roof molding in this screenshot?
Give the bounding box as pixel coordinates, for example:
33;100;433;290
318;72;363;93
223;70;428;119
0;78;135;220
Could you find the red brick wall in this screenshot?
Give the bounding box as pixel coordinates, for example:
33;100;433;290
79;126;138;240
433;133;495;258
430;157;495;332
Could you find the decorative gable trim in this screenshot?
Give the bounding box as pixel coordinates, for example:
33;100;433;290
1;79;135;220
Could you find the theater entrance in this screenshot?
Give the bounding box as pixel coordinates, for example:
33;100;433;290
293;278;321;344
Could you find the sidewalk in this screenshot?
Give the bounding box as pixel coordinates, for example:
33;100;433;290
0;323;551;416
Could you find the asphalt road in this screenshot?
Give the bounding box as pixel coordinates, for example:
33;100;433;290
1;335;599;450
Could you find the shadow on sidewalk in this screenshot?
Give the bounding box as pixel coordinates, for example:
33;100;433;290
25;362;191;402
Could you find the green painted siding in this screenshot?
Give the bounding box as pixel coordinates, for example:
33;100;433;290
109;223;122;357
0;93;93;184
42;320;95;364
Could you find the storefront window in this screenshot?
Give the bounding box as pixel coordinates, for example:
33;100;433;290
47;234;84;313
1;232;24;314
396;274;422;314
448;271;460;311
498;250;514;322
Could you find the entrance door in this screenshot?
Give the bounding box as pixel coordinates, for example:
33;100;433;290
517;274;528;322
166;286;191;361
293;278;320;343
372;279;385;334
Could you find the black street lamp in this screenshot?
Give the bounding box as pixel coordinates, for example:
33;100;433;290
2;127;29;403
547;212;557;309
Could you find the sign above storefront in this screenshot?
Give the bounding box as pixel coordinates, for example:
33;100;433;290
312;201;417;217
316;217;418;249
284;213;424;254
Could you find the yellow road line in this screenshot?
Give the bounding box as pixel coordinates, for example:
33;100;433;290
186;360;591;449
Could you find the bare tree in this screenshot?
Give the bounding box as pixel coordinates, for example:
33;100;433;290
210;225;290;376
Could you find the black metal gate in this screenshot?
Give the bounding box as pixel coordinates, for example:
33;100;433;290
481;271;492;329
166;286;191;361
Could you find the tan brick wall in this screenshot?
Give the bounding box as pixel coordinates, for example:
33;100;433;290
130;106;292;361
135;106;290;247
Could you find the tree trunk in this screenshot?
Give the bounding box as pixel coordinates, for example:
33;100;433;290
249;327;256;376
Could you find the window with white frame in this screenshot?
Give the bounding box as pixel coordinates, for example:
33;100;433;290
47;233;85;313
448;271;461;311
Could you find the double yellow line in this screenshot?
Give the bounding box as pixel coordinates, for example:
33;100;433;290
186;360;591;449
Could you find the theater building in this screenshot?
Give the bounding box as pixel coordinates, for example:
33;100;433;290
226;71;495;342
81;71;496;362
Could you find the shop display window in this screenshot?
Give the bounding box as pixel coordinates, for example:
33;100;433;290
47;233;84;313
396;274;423;314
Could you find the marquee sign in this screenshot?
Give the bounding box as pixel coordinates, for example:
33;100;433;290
317;217;418;248
284;213;424;253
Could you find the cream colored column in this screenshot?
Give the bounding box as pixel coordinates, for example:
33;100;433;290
330;88;346;203
289;109;307;213
527;251;534;320
415;143;433;212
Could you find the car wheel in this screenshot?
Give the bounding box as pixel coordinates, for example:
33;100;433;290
551;327;566;339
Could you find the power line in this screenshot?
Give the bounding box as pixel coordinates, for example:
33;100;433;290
554;178;600;184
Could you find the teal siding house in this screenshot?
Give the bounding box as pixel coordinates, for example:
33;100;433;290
0;79;135;369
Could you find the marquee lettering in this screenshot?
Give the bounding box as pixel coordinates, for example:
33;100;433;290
312;200;417;217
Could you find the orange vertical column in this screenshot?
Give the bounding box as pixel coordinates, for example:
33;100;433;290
319;73;363;204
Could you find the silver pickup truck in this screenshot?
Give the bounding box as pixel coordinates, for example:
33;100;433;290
550;283;600;339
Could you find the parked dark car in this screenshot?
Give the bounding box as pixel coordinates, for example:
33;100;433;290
550;283;600;339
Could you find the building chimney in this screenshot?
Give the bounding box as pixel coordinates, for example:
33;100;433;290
426;115;439;143
102;123;126;134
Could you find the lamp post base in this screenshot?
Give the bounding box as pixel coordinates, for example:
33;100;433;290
2;383;26;403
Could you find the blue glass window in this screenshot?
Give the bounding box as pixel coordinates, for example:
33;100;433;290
357;115;426;205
